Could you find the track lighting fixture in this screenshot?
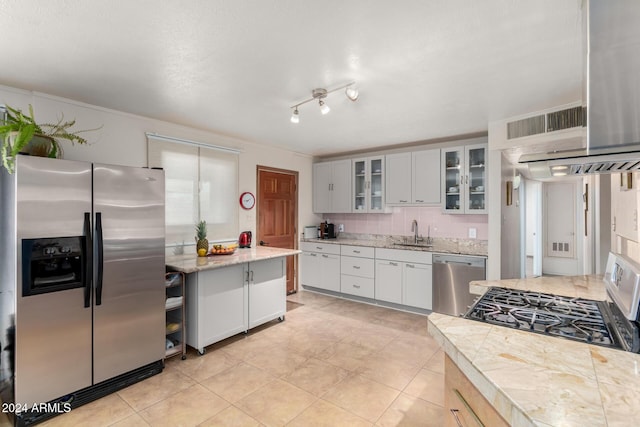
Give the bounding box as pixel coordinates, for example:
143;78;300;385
289;82;357;123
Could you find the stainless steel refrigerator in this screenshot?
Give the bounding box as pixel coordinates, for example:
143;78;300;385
0;155;165;425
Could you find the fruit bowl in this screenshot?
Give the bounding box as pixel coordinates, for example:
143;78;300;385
209;244;238;256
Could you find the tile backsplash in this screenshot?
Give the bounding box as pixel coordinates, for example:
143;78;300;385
323;206;488;240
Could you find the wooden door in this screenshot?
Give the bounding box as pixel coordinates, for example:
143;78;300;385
257;167;298;294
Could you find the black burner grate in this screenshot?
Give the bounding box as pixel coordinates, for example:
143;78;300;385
465;287;617;348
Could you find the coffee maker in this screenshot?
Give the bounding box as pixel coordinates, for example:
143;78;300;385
320;221;337;239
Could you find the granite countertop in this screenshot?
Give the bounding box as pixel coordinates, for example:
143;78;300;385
428;275;640;426
166;246;301;273
301;236;487;257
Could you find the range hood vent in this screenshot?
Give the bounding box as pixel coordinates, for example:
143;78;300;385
507;106;585;140
518;1;640;177
525;149;640;179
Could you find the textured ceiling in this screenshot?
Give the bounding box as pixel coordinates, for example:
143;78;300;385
0;0;583;156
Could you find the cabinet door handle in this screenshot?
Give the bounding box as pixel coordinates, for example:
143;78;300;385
310;253;317;257
465;175;469;184
399;199;408;203
316;246;323;250
449;409;464;427
353;265;361;269
353;284;361;289
353;250;361;254
406;263;414;268
453;389;485;426
415;199;424;203
322;254;329;258
389;262;398;266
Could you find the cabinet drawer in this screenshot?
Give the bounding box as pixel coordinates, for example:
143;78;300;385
375;247;432;264
340;275;374;298
341;245;375;258
341;256;375;278
300;241;341;255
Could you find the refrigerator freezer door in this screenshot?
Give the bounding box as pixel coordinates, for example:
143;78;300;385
14;156;93;405
92;164;165;383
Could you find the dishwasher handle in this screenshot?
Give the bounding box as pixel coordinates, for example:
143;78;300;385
441;260;473;266
432;254;486;269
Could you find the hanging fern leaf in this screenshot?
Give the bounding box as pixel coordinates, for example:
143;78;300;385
0;104;101;173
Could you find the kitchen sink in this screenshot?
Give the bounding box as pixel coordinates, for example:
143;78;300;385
393;243;434;249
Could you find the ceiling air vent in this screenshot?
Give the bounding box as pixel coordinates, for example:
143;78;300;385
507;115;545;139
547;106;585;132
507;106;585;140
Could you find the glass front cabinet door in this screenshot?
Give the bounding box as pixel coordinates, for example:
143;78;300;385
442;144;487;214
353;156;385;213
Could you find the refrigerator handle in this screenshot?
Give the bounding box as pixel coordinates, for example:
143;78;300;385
83;212;92;308
96;212;104;306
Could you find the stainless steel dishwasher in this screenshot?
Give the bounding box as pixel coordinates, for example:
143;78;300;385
432;254;486;316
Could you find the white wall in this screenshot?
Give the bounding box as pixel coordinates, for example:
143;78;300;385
500;153;521;279
0;85;320;243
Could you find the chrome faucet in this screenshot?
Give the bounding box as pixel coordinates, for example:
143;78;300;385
411;219;423;244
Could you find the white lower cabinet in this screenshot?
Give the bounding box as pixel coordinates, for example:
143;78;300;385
302;242;435;311
375;260;402;304
186;264;247;354
186;258;286;355
375;248;433;310
247;258;286;329
340;245;375;299
300;242;341;292
403;262;432;310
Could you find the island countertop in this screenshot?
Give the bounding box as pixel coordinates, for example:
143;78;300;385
166;246;301;273
428;275;640;426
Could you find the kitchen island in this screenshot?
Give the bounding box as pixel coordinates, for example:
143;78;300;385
428;275;640;426
167;246;301;354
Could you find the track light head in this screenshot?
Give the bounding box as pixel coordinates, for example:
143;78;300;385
345;85;359;101
319;99;330;115
290;107;299;123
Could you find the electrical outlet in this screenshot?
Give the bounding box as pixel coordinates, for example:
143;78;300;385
338;224;344;232
468;227;477;239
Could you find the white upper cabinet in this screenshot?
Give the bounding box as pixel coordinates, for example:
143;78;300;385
353;156;385;213
612;173;639;243
386;149;441;205
412;149;441;204
385;153;412;204
313;160;351;213
442;143;487;214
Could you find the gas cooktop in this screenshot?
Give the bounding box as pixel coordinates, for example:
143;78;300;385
465;287;618;348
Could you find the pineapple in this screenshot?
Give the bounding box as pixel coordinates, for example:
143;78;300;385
195;220;208;254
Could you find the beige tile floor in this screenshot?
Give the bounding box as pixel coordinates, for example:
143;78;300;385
41;290;445;427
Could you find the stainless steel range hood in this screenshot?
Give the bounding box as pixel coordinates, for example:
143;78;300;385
519;0;640;176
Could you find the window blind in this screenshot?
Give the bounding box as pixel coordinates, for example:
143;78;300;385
147;136;239;246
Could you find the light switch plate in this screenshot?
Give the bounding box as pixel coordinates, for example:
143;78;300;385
338;224;344;232
468;228;477;239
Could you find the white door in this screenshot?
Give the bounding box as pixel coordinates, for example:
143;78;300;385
543;181;580;275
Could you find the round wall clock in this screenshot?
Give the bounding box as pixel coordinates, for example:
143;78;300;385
239;192;256;210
